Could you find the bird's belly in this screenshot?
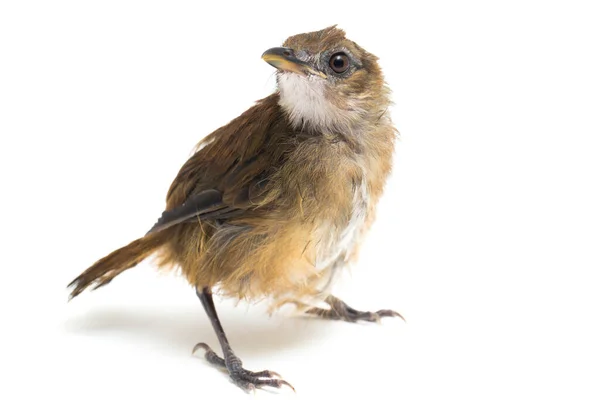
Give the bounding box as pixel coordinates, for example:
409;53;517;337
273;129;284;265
263;183;369;311
315;179;369;271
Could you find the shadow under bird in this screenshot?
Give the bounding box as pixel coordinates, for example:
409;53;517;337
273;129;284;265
68;25;403;392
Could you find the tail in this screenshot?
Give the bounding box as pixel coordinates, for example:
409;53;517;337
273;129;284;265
68;232;167;299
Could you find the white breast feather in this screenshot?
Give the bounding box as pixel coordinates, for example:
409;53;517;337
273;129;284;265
315;171;369;271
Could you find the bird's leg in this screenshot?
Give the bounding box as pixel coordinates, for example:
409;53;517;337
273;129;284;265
305;295;405;323
193;287;294;392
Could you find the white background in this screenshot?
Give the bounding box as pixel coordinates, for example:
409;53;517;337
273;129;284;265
1;1;599;399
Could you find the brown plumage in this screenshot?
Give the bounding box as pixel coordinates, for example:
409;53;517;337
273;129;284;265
68;25;401;392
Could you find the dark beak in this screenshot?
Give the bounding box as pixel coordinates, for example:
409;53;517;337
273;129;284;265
261;47;326;78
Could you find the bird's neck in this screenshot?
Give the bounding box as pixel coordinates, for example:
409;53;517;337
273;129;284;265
275;77;392;148
276;95;392;152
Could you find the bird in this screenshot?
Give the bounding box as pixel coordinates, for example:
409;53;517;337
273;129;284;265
68;25;403;392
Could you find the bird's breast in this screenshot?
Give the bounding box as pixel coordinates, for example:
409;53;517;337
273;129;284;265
313;169;369;272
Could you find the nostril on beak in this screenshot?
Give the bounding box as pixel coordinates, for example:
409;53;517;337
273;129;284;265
282;49;293;57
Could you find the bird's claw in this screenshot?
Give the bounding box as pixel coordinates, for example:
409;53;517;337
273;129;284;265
305;296;406;323
230;369;295;392
373;309;406;322
192;342;294;392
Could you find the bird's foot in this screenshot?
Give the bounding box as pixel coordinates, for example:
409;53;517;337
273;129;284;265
305;295;405;323
193;343;295;392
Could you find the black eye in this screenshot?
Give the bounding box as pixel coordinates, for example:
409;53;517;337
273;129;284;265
329;52;350;74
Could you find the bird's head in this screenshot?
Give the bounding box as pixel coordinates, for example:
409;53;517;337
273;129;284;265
262;26;391;133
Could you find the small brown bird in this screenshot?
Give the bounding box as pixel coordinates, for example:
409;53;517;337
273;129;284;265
68;25;402;391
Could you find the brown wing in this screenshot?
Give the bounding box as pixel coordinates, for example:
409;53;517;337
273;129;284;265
146;94;290;235
146;189;226;234
146;159;271;235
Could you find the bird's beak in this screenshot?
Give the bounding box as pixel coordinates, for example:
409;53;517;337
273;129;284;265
262;47;326;78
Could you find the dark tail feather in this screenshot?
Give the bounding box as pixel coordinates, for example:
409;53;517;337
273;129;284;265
68;232;166;299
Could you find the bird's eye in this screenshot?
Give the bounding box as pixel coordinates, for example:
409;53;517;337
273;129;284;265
329;52;350;74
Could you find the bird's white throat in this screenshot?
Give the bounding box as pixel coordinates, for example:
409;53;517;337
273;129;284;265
277;73;346;131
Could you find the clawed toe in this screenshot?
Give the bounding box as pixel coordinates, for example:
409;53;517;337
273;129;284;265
349;308;405;323
193;342;226;369
247;369;282;379
305;295;406;323
192;342;294;392
375;309;406;322
231;370;295;392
